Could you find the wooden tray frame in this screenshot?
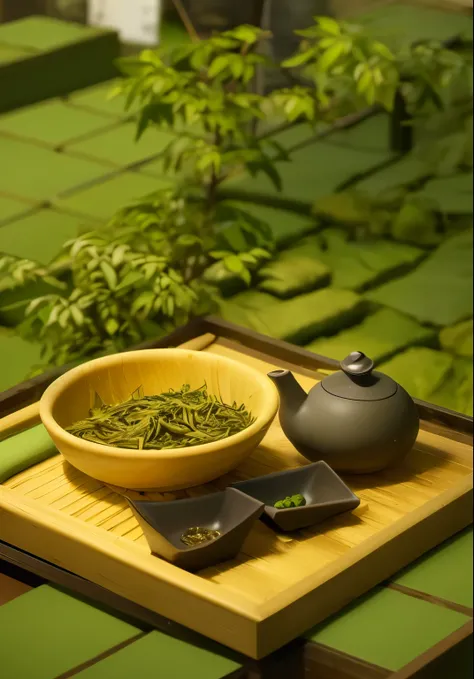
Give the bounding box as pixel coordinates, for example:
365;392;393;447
0;317;472;660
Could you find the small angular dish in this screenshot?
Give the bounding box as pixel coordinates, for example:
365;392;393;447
231;461;360;532
128;487;264;571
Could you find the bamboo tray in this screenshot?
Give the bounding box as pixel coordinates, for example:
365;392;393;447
0;318;472;659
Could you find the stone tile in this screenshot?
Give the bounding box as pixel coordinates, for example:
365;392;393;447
64;123;176;169
0;209;88;264
0;100;112;147
0;136;109;202
56;172;171;221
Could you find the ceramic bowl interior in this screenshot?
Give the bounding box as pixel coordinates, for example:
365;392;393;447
129;488;264;571
39;348;279;491
231;461;360;532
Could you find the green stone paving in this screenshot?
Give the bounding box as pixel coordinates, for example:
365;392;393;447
0;3;472;418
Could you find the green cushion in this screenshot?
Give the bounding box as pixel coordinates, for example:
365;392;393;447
0;209;88;263
0;424;58;482
0;100;111;148
367;229;473;326
0;136;109;202
74;631;241;679
440;319;473;358
221;287;366;345
64;123;177;169
393;528;473;609
0;585;141;679
307;586;470;672
257;238;331;298
0;330;43;391
56;172;171;221
306;308;435;364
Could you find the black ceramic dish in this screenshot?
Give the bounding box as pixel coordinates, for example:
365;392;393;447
128;488;264;571
231;461;360;532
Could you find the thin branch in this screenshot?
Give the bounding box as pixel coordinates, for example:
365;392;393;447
171;0;200;43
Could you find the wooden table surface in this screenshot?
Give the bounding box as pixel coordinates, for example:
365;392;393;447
1;526;472;679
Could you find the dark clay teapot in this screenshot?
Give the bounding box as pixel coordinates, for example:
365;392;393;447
268;351;419;474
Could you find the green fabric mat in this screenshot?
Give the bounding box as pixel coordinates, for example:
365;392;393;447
0;99;112;148
74;631;241;679
307;586;470;672
306;308;435;364
257;239;330;298
440;319;473;358
0;424;58;483
367;229;473;327
220;287;366;346
0;585;141;679
393;528;473;609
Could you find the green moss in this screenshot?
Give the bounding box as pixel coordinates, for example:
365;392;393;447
440;319;473;358
413;173;474;216
221;287;366;345
0;99;112;147
318;229;424;292
430;357;473;416
367;229;473;326
0;136;109;202
257;239;331;298
221;139;392;210
56;172;171;221
379;347;455;402
64;123;177;169
306;308;435;364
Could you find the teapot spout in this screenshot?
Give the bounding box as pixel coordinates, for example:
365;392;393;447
267;369;307;415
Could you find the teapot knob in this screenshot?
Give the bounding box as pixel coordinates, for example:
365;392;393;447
340;351;374;377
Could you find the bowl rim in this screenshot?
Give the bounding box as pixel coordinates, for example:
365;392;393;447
40;348;279;460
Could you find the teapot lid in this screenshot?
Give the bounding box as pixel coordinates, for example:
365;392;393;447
322;351;397;402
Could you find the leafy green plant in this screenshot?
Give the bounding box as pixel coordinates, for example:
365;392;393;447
280;16;467;117
2;19;470;371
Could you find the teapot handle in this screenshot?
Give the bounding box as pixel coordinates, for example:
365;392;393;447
341;352;374;377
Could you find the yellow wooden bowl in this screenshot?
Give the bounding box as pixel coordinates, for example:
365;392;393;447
39;349;279;491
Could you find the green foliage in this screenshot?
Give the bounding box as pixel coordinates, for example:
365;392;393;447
2;20;470;372
11;191;273;367
281;16;467;116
